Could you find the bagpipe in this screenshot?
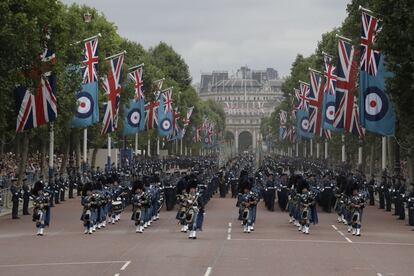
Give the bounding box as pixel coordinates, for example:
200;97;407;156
350;193;366;226
32;194;50;227
240;192;257;223
176;193;188;220
131;193;147;225
184;193;200;225
299;192;316;225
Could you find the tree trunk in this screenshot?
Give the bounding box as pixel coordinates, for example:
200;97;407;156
60;140;70;175
0;133;4;156
75;133;81;172
406;156;413;183
40;138;48;179
91;148;98;169
387;137;395;172
17;133;29;186
369;144;375;176
15;134;21;159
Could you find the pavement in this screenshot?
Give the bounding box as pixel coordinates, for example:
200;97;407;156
0;195;413;276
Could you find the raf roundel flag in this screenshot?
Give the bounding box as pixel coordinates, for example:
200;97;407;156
296;109;314;139
71;81;99;128
359;55;395;136
157;92;173;137
123;98;145;136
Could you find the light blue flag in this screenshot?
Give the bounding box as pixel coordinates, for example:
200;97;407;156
157;92;173;137
296;109;314;139
71;81;99;128
123;99;145;136
359;54;395;136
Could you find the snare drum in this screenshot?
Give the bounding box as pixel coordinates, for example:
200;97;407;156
112;201;123;212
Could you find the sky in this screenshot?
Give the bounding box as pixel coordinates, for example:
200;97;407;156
62;0;350;83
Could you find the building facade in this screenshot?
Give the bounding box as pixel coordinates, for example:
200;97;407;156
198;66;284;152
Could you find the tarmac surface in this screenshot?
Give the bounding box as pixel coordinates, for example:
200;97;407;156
0;195;413;276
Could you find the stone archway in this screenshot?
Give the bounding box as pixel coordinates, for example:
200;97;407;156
224;131;235;146
238;131;253;152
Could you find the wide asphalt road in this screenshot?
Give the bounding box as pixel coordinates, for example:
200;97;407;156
0;195;413;276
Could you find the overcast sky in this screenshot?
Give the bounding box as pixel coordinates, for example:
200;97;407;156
62;0;350;83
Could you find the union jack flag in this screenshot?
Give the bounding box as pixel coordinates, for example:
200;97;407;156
162;88;173;112
144;100;160;130
193;127;202;143
334;38;365;138
360;11;382;76
293;88;300;108
101;53;124;134
298;81;310;110
167;108;181;140
279;110;287;126
183;106;194;127
128;65;144;101
323;54;337;95
307;69;325;136
153;78;164;99
16;50;57;133
81;37;99;84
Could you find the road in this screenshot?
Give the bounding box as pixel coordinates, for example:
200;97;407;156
0;195;413;276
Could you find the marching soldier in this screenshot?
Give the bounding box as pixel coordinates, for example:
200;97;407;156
32;180;51;236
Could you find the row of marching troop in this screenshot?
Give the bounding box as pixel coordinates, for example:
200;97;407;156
222;154;414;236
23;156;219;239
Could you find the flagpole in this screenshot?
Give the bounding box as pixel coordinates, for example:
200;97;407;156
83;128;87;169
135;133;139;156
115;148;118;169
107;134;111;170
358;139;363;167
49;123;54;180
310;139;313;157
105;50;127;61
382;136;387;170
341;135;346;162
295;142;299;157
304;140;307;158
180;138;183;155
157;137;160;155
316;142;320;159
147;138;151;157
324;140;328;159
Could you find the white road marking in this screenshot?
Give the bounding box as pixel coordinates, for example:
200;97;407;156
0;260;129;268
332;224;353;243
229;238;414;247
114;274;120;276
204;266;212;276
377;273;382;276
345;237;353;243
227;221;232;240
120;261;131;271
